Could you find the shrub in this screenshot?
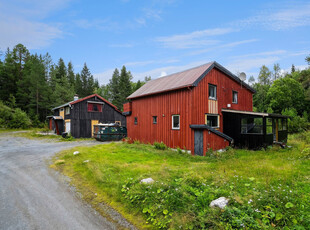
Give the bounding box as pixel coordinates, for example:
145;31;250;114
9;108;32;129
154;141;167;150
282;108;309;133
0;101;31;129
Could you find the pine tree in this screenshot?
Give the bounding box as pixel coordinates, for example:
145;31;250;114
291;64;296;73
56;58;67;80
109;68;121;107
80;63;95;97
17;54;50;120
0;49;18;101
75;73;83;96
67;61;75;88
12;44;30;81
118;66;132;109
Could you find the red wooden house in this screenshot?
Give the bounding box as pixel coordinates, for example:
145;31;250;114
123;62;287;155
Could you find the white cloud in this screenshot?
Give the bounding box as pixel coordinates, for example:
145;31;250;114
155;28;235;49
109;43;135;48
232;50;287;59
0;0;68;50
190;39;258;56
73;19;119;31
124;60;155;67
226;57;281;74
131;60;208;81
233;2;310;30
0;16;62;50
93;68;115;85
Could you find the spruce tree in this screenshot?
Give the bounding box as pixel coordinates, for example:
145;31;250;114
118;65;132;109
67;62;76;88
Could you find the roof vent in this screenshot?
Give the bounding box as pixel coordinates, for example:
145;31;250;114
74;95;79;101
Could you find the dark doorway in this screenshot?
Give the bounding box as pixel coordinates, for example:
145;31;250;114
194;130;203;156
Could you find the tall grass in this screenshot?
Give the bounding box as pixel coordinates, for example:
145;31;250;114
52;132;310;229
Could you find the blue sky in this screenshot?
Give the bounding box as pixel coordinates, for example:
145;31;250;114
0;0;309;85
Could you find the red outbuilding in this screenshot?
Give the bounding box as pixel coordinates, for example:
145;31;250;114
123;62;256;155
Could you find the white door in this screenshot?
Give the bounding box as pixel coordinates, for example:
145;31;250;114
66;122;71;133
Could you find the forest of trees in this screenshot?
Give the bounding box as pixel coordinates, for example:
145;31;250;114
0;43;310;132
249;58;310;132
0;44;149;127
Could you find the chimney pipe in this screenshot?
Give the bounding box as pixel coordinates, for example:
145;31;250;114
74;94;79;101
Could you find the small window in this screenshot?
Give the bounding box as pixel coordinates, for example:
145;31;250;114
282;119;287;130
209;84;217;100
153;116;157;124
134;117;138;125
241;117;263;134
172;115;180;130
232;91;238;104
65;107;70;115
88;103;102;112
266;118;273;134
278;119;283;131
205;114;219;128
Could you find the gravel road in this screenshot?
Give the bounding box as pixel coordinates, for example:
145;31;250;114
0;133;130;230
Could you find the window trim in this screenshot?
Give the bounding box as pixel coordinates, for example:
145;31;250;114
266;118;273;134
172;114;180;130
87;103;102;112
241;117;263;134
208;84;217;100
232;91;238;104
205;114;220;128
153;116;157;124
65;107;70;115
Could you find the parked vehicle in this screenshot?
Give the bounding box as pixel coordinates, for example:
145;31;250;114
93;123;127;141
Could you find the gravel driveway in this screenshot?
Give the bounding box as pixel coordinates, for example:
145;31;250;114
0;133;128;230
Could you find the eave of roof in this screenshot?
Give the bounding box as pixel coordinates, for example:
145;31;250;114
222;109;289;118
127;61;255;99
189;124;233;142
51;102;72;111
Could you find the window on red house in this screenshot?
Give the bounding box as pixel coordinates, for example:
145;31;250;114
87;103;102;112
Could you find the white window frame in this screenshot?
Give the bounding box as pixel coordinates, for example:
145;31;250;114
153;116;157;124
205;114;220;128
208;84;217;100
232;91;238;104
65;107;70;115
172;115;180;130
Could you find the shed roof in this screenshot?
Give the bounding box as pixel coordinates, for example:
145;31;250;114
52;94;121;113
127;61;255;99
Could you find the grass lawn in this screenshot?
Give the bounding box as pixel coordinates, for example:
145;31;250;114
51;132;310;229
14;128;90;142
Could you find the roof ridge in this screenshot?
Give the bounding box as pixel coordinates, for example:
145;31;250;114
149;61;214;82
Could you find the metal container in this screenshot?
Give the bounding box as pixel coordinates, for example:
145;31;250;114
93;123;127;141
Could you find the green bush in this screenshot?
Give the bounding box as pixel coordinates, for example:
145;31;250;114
282;108;309;133
154;141;168;150
0;101;31;129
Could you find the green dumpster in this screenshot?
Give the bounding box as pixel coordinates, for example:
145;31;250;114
93;123;127;141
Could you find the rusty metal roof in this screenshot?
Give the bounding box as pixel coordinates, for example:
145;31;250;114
127;61;255;99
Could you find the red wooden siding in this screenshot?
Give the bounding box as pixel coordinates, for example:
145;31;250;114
123;102;132;112
126;68;253;153
87;103;102;112
190;129;230;154
191;68;253;133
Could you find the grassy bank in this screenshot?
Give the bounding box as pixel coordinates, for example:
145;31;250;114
15;129;89;142
51;133;310;229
